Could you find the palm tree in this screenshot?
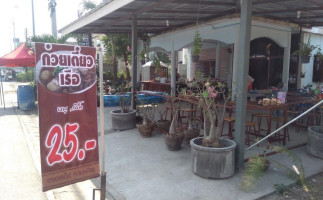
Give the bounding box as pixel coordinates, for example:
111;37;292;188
78;0;98;17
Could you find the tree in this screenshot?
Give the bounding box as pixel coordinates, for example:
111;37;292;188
156;51;170;64
28;34;70;44
102;34;132;81
78;0;98;17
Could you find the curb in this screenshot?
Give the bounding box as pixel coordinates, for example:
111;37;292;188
13;102;56;200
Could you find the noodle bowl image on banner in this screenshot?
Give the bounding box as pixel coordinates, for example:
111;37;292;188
35;43;100;191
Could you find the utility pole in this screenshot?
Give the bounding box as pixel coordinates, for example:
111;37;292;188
31;0;35;36
48;0;57;38
12;22;18;49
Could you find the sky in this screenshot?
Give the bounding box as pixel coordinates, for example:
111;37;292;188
0;0;102;56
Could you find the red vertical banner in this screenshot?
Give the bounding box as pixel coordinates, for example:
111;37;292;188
35;43;100;191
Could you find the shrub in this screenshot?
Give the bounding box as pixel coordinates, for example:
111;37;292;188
17;69;34;82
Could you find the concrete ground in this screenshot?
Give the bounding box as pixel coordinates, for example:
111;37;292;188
2;81;323;200
0;96;47;200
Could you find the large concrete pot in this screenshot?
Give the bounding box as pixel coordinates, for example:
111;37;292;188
307;126;323;159
190;137;236;178
111;109;136;131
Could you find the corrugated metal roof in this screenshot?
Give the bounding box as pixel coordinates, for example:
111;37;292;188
59;0;323;35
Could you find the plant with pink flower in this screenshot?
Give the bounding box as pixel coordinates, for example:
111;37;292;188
186;71;231;147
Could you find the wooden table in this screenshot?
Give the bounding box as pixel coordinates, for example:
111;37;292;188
141;81;171;93
138;91;317;145
244;98;317;145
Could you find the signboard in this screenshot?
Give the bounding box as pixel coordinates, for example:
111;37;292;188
35;43;100;191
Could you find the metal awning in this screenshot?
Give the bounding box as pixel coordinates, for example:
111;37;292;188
60;0;323;35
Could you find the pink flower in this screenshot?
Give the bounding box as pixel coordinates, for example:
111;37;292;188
208;87;217;98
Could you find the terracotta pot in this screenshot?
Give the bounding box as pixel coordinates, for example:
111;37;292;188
163;133;184;151
155;120;170;133
183;129;200;145
137;123;155;138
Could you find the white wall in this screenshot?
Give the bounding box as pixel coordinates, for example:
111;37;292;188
150;17;293;91
301;32;323;90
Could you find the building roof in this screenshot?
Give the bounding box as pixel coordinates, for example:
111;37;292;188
60;0;323;36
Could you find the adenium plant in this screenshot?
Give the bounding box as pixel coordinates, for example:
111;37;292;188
187;71;231;147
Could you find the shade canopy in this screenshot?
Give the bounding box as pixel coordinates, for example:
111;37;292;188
0;43;35;67
60;0;323;35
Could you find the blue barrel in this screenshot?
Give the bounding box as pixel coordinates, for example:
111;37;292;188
17;85;35;110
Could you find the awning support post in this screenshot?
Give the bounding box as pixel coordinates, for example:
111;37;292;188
171;40;177;96
132;15;138;109
98;46;106;200
234;0;252;170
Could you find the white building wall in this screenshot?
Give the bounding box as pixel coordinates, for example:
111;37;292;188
301;32;323;90
150;17;293;91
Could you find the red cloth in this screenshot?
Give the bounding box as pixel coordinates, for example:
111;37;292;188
0;43;35;67
248;81;253;90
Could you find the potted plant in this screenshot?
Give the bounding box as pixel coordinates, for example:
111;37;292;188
155;103;170;133
292;35;317;63
183;108;200;145
316;47;323;61
307;100;323;159
189;71;236;178
192;30;203;62
240;144;305;191
111;81;137;131
178;88;200;144
163;104;184;151
137;103;156;138
314;46;323;67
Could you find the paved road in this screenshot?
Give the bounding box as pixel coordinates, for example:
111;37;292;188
0;81;46;200
0;82;107;200
0;106;47;200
